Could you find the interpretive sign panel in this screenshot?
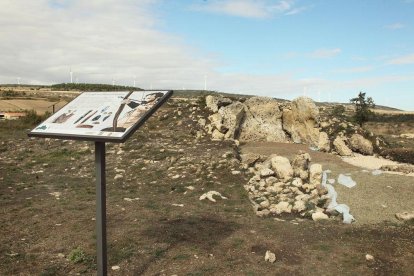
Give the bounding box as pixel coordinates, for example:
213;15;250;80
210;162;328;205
28;90;172;142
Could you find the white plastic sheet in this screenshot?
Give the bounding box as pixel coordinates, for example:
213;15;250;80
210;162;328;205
337;174;357;188
322;170;355;224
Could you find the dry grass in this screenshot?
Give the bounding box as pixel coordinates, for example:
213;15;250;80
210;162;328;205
0;99;67;115
0;95;413;275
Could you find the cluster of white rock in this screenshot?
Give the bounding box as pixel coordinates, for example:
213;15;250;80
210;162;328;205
204;95;380;159
242;151;331;220
205;95;320;147
204;95;380;156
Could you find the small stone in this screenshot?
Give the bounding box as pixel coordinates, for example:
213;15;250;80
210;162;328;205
365;254;374;261
293;200;306;212
114;174;123;180
395;211;414;222
265;250;276;263
312;211;329;221
260;168;275;177
49;192;61;198
111;265;120;270
57;253;65;258
124;197;139;202
199;191;227;202
259;200;270;208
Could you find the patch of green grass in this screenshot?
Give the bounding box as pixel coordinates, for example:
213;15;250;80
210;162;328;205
110;243;135;265
144;201;159;210
154;248;168;259
68;247;88;264
173;253;191;260
232;238;245;248
312;243;332;252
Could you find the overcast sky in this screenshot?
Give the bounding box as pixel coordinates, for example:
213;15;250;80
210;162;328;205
1;0;414;110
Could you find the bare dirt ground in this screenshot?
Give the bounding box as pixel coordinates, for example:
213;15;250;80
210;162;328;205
0;96;413;275
241;142;414;225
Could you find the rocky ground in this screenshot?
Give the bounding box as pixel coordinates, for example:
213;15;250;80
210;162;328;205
0;93;413;275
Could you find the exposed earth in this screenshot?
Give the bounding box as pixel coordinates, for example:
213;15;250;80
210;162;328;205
0;91;413;275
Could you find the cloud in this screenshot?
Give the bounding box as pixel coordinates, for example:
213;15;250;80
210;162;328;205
333;66;374;74
0;0;217;87
309;48;342;59
385;22;405;30
192;0;308;19
387;53;414;65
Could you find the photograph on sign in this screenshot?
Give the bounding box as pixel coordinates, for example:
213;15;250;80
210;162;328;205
29;90;171;141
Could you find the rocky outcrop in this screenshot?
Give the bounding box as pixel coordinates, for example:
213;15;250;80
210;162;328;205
239;97;286;142
204;95;385;161
205;95;320;145
282;97;320;146
349;134;373;155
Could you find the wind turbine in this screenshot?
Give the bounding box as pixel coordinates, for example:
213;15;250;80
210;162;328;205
16;77;21;85
70;67;73;83
133;75;136;87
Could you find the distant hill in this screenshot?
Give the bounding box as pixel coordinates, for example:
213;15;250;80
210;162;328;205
50;83;143;91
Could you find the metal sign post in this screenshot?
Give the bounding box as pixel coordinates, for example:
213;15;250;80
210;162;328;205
28;90;172;275
95;141;107;276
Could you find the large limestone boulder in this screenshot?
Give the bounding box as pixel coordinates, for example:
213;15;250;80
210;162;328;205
206;95;232;112
239;97;287;142
318;132;330;152
270;156;293;182
282;97;320;146
349;134;373;155
333;136;353;156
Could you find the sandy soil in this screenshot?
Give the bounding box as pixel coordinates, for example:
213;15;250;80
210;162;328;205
241;142;414;225
341;153;414;175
